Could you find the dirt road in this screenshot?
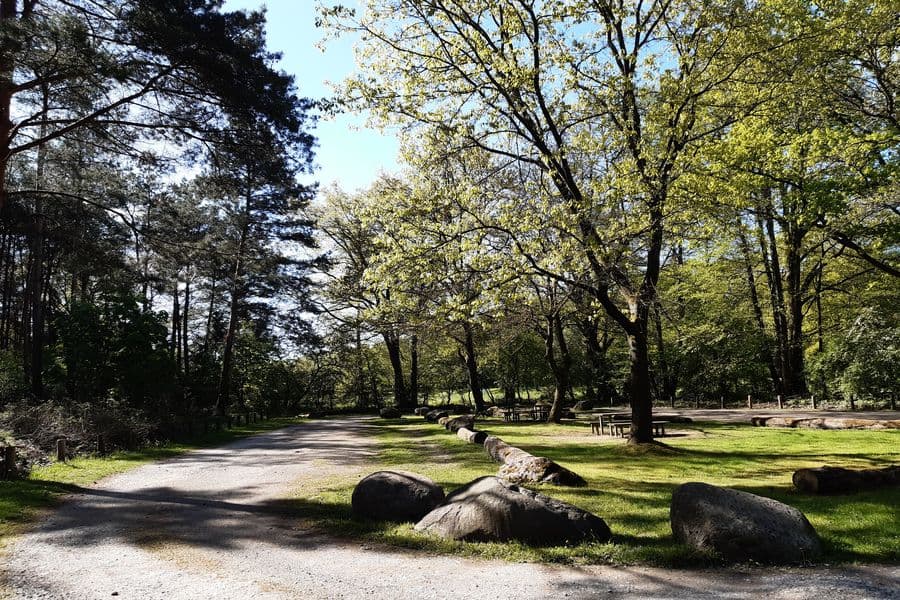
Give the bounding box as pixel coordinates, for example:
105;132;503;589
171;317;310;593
3;417;897;599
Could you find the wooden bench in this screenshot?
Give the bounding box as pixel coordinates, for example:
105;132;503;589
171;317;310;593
606;420;670;437
611;422;629;437
590;421;603;435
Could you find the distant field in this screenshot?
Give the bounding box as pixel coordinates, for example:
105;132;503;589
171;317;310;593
286;417;900;567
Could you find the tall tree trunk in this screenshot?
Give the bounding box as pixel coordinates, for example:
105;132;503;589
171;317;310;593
27;84;49;397
0;0;18;216
215;201;250;416
461;321;485;413
409;333;418;407
755;196;790;397
738;228;780;394
171;280;180;367
627;324;653;443
355;315;365;408
546;313;572;423
182;278;190;379
0;229;11;349
382;330;408;408
216;282;241;416
205;277;216;347
785;222;808;395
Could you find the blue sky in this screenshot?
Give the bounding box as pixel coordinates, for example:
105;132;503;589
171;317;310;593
224;0;400;192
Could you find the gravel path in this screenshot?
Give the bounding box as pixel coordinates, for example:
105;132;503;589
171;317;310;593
3;417;897;599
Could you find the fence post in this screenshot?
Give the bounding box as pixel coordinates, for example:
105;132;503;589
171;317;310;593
811;394;817;409
777;394;784;409
747;394;753;409
719;396;725;409
56;438;67;462
849;395;856;411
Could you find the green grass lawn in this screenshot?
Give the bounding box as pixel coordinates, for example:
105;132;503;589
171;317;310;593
0;418;301;549
286;418;900;567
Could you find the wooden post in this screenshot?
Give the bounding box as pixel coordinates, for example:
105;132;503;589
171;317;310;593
56;438;67;462
719;396;725;409
2;446;16;479
811;394;817;409
849;395;856;411
777;395;784;409
98;435;106;455
747;394;753;409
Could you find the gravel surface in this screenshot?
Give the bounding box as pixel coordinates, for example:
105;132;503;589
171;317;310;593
3;417;897;599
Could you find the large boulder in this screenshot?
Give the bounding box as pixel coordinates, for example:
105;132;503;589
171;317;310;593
414;476;610;546
379;407;401;419
457;427;488;445
483;436;530;463
499;455;587;487
425;409;450;423
352;470;445;522
444;415;476;432
670;482;821;564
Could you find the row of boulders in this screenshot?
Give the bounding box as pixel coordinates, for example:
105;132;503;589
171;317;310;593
421;408;588;487
793;465;900;494
351;471;611;546
351;470;824;563
752;416;900;430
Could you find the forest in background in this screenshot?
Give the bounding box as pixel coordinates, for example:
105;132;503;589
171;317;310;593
0;0;897;461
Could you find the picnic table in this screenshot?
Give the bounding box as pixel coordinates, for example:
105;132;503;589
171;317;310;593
589;414;669;437
499;404;551;422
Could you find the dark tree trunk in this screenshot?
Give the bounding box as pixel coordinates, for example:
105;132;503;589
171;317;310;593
545;313;572;423
627;326;654;443
216;284;240;416
216;205;250;416
205;278;216;347
171;281;180;367
355;317;365;408
461;322;485;413
27;209;44;397
182;279;190;379
409;333;418;407
26;83;50;398
785;223;808;396
383;330;408;408
755;200;789;397
738;229;781;395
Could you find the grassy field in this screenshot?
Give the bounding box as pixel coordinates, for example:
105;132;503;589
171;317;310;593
285;417;900;567
0;418;301;549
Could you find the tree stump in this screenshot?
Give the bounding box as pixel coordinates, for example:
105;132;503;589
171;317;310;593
56;438;67;462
